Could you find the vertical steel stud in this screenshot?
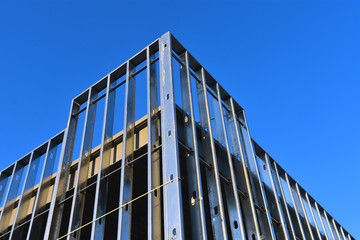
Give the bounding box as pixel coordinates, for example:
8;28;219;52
10;146;46;239
305;193;322;239
238;110;276;239
67;88;98;240
0;160;26;234
118;61;136;240
314;202;329;240
27;134;63;240
196;68;228;240
295;183;314;239
215;83;245;239
272;162;297;240
178;51;207;239
147;46;162;240
226;97;261;239
263;153;290;240
284;173;306;239
44;99;81;239
331;219;342;240
91;75;117;240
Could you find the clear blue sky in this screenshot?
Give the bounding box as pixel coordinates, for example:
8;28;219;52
1;1;359;237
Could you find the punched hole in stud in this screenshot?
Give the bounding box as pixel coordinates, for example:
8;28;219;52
234;220;238;229
166;94;170;100
172;228;176;236
168;130;171;137
164;44;167;48
252;234;256;240
154;189;157;197
263;165;266;170
125;204;128;211
191;191;197;206
214;206;219;215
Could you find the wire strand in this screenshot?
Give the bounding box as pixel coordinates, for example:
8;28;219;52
56;177;180;240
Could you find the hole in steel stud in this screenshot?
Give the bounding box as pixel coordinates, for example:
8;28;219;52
170;174;174;180
184;116;188;123
154;189;157;197
168;130;171;137
172;228;176;236
166;94;170;100
234;220;238;229
263;165;266;170
164;43;167;48
191;191;197;206
214;206;219;215
125;204;128;211
252;234;256;240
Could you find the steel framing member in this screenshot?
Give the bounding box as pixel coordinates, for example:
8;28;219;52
0;32;355;240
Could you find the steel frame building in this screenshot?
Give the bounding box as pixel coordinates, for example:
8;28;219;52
0;32;354;240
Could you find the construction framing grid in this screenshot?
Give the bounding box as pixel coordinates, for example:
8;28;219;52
0;32;354;240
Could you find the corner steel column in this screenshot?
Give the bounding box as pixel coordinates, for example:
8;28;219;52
214;83;245;239
147;46;162;240
178;51;207;239
118;61;136;240
159;32;184;240
67;88;97;240
239;110;276;239
226;97;261;240
44;99;81;240
91;75;116;240
0;159;26;234
272;162;297;240
263;153;290;240
196;67;228;240
27;133;63;240
9;144;47;239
